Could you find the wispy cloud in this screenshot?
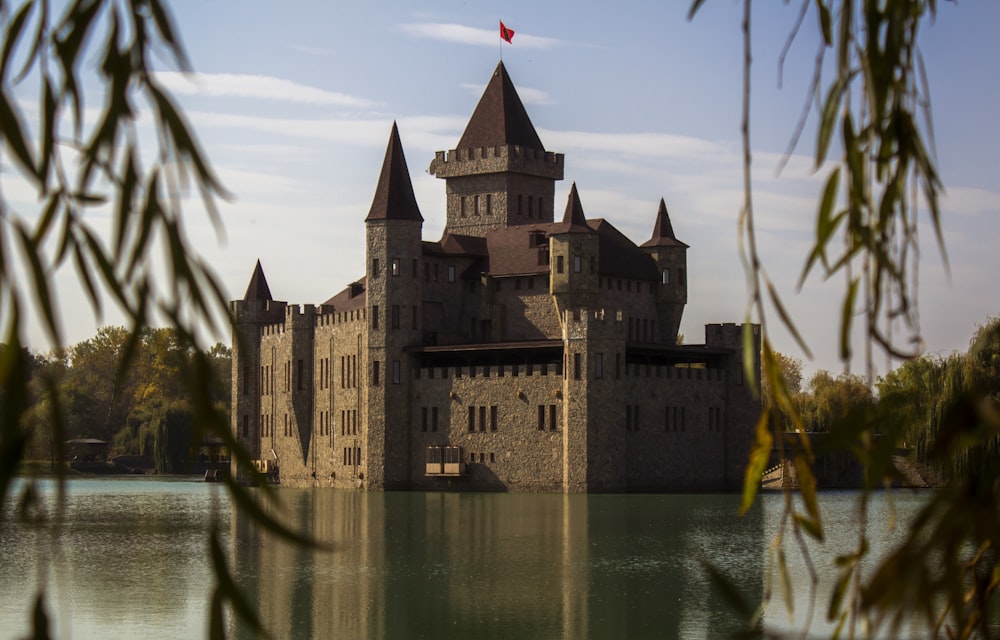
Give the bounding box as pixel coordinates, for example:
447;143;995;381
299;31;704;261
154;72;380;108
940;186;1000;216
397;22;561;49
542;129;730;161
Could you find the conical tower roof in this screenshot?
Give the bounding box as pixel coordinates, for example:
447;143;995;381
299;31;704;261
555;183;594;233
641;198;688;248
456;61;544;151
366;122;423;222
243;259;273;301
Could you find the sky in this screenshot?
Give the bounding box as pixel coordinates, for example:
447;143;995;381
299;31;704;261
5;0;1000;380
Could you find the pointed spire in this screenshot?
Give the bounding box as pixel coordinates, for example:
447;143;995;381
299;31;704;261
456;61;544;151
555;183;593;233
366;122;424;222
243;259;273;301
563;183;586;225
641;198;688;248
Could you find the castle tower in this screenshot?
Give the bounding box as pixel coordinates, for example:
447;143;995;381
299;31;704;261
640;199;688;344
428;61;564;237
548;187;605;492
230;260;286;483
364;122;424;489
549;184;600;309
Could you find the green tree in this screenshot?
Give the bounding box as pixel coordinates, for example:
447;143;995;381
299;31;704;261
800;370;875;433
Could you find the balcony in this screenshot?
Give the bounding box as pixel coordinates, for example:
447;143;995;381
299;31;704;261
426;445;466;477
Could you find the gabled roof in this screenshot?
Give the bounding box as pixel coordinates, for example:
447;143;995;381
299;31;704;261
640;198;688;248
323;276;367;310
243;260;273;301
366;122;424;222
589;219;661;280
456;61;545;151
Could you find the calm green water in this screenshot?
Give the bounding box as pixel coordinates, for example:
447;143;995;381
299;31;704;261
0;478;929;639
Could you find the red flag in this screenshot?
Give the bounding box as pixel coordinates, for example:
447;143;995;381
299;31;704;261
500;21;515;43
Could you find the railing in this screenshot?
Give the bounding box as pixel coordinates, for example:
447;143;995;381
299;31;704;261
426;446;466;477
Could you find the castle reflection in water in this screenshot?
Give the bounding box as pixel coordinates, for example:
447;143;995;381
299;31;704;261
230;490;765;639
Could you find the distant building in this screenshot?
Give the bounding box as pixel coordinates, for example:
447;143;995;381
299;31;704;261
231;62;760;492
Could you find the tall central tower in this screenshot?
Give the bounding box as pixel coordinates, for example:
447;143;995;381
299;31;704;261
429;62;564;237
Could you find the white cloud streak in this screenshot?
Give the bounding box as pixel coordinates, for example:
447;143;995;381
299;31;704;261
397;22;561;49
154;72;380;108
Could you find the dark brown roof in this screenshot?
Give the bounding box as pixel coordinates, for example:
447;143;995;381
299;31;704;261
551;183;594;234
366;122;423;222
243;260;273;301
323;276;367;310
588;219;661;281
456;61;545;151
640;198;688;248
424;233;488;257
485;223;555;276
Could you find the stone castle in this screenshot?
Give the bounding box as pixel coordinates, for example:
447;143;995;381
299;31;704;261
230;62;761;492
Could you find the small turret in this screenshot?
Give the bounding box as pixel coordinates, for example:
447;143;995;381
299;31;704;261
549;184;599;306
641;199;688;344
230;259;286;483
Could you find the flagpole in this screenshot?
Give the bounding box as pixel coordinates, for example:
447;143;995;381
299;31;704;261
499;19;503;61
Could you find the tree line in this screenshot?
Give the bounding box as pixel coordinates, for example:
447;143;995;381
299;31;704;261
2;326;231;473
771;315;1000;486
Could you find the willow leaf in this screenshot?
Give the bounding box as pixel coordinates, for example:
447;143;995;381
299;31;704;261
0;0;34;82
740;408;772;515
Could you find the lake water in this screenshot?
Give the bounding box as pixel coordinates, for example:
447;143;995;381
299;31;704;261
0;478;929;639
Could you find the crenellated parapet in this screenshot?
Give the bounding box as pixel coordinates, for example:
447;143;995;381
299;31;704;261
429;145;564;180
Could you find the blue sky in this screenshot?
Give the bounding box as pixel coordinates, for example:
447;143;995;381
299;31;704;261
7;1;1000;379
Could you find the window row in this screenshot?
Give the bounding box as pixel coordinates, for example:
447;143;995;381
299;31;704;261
259;413;291;438
371;257;419;279
421;407;440;432
469;451;496;464
627;317;658;343
459;194;492;217
318;357;331;390
343;446;361;467
599;277;660;294
538;404;559;431
341;354;358;388
416;361;563;379
371;305;421;330
554;254;593;275
342;409;359;436
371;360;401;385
468;405;498;432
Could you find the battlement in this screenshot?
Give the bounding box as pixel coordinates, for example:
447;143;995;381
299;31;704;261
705;323;760;350
313;306;366;328
429;145;564;180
